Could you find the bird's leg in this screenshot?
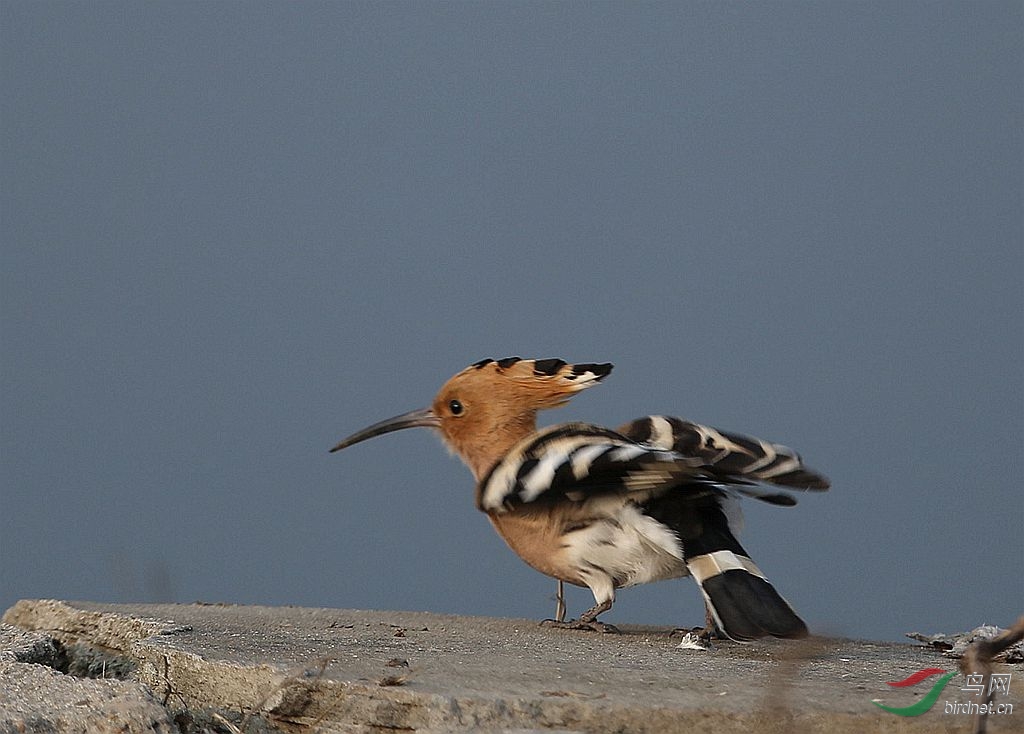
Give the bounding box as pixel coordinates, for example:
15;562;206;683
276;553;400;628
670;603;724;641
578;599;619;633
698;603;725;641
541;598;619;634
541;580;567;624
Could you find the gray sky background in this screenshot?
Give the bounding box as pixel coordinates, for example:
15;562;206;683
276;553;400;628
2;2;1021;642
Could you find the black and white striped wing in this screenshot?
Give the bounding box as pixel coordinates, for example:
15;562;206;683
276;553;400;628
618;415;830;491
476;423;706;513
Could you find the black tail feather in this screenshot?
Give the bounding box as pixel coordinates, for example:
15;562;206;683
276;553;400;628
698;568;808;641
647;492;809;641
642;486;809;641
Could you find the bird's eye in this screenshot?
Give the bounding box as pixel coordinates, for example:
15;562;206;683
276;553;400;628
449;399;464;416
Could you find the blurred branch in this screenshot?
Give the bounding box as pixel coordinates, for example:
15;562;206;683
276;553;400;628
959;616;1024;734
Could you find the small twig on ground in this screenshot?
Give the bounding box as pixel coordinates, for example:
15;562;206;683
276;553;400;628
211;712;243;734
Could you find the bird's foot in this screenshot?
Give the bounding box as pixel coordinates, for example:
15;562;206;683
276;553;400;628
540;618;621;634
670;606;726;644
670;625;721;642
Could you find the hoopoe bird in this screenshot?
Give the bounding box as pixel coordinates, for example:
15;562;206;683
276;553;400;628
330;357;829;641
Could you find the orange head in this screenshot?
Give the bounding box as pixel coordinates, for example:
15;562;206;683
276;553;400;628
330;357;612;478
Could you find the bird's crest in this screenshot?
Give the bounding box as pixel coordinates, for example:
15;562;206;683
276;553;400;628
452;357;613;409
427;358;612;477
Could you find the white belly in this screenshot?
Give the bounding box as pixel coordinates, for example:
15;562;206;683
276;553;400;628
562;498;689;596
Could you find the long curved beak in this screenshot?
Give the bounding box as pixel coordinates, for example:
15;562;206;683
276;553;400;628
329;407;440;453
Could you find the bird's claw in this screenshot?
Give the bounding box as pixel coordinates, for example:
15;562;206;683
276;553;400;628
670;626;720;642
540;618;621;634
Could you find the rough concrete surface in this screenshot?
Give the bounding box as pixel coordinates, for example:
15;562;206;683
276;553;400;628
1;623;62;667
2;600;1022;733
1;621;177;734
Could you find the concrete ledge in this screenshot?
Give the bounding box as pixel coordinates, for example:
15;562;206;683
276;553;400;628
3;600;1021;733
1;619;177;734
